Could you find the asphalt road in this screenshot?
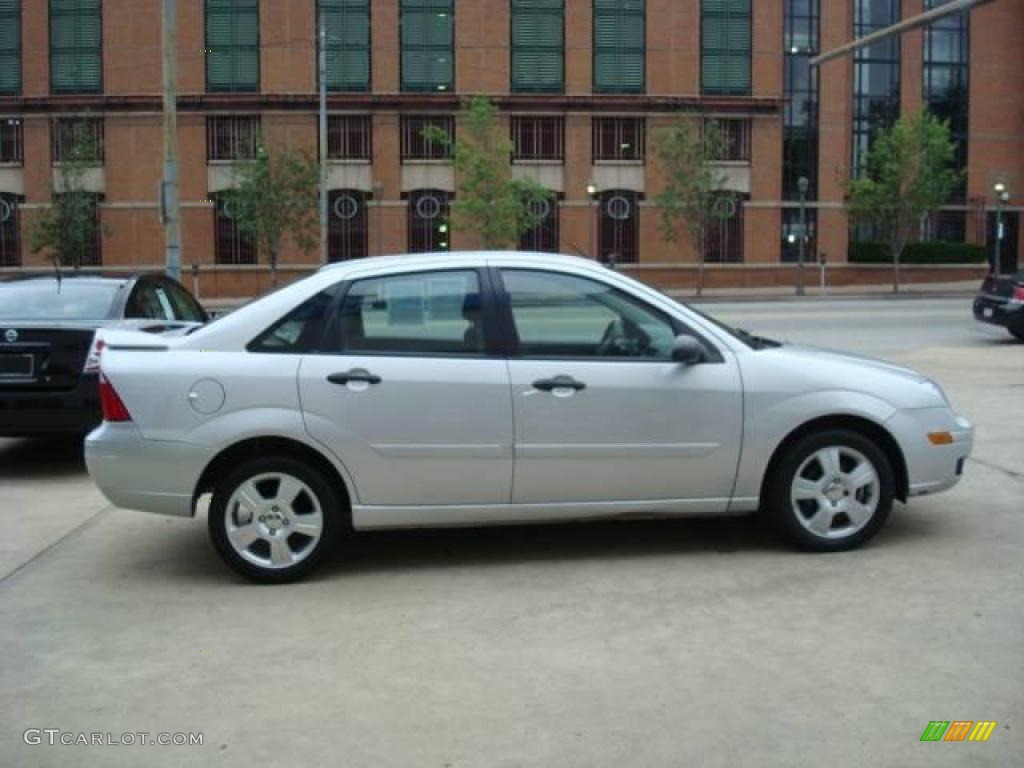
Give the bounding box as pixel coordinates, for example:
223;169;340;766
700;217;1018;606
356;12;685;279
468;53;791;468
1;297;1021;767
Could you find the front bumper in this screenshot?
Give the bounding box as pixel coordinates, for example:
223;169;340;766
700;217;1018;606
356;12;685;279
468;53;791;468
84;422;213;517
887;407;974;497
0;373;100;437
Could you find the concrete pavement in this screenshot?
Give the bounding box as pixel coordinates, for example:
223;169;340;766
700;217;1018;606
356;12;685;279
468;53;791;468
1;298;1021;767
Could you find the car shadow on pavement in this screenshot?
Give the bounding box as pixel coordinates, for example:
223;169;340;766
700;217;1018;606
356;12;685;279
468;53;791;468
0;436;87;480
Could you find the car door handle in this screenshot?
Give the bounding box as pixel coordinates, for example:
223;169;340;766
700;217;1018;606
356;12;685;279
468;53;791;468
532;375;586;392
327;369;382;386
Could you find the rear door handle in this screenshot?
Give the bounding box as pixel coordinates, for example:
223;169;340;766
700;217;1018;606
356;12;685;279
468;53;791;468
532;375;586;392
327;369;382;386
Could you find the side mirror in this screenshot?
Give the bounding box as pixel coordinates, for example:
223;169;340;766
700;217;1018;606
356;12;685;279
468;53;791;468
671;334;705;365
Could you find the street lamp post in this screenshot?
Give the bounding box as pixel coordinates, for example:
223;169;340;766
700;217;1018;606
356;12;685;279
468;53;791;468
993;181;1009;279
797;176;809;296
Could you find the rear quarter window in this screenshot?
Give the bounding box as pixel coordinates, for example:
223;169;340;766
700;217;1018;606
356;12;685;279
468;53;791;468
247;288;338;353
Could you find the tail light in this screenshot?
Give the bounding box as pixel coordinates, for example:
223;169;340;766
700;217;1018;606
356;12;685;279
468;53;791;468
98;373;132;422
1012;286;1024;304
83;335;105;374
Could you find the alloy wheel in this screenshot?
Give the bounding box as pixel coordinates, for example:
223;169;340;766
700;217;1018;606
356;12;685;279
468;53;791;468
790;445;880;540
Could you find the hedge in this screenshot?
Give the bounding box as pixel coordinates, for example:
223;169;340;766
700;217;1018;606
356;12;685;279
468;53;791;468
849;241;988;264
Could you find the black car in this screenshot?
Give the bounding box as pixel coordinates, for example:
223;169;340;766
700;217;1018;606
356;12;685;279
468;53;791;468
973;272;1024;342
0;272;207;437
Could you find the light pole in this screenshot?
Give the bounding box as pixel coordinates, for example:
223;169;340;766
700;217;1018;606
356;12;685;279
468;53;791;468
586;181;598;261
993;181;1009;278
796;176;809;296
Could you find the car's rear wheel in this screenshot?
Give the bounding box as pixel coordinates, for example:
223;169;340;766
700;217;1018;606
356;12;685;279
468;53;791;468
766;429;894;551
1009;327;1024;342
208;456;342;583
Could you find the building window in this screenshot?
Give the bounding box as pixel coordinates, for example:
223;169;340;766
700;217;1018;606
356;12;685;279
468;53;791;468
924;209;966;243
49;0;102;94
206;0;259;93
706;118;751;162
924;0;968;201
407;189;451;252
852;0;900;177
0;193;20;267
319;0;370;92
783;0;819;200
51;117;104;163
781;207;816;262
593;0;645;94
207;116;260;161
401;115;453;161
328;189;369;261
702;0;751;95
0;0;21;94
0;118;23;164
704;193;744;263
511;116;564;162
400;0;454;92
519;194;559;252
592;117;645;161
511;0;563;93
328;115;372;160
213;193;256;264
598;190;639;264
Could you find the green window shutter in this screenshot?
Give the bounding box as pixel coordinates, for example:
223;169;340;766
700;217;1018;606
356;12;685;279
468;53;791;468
206;0;259;92
400;0;454;92
511;0;563;93
0;0;21;94
701;0;751;95
49;0;102;94
321;0;370;91
593;0;645;94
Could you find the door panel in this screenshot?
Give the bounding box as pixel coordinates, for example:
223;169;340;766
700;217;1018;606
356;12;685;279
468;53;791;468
508;359;742;503
298;268;513;507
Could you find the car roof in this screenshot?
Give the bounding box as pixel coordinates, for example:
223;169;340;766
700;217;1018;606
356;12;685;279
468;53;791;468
0;271;139;285
318;251;599;276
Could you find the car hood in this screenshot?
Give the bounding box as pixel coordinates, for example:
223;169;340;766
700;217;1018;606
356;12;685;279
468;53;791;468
744;342;946;409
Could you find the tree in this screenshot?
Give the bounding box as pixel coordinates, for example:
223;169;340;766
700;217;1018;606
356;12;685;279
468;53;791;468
845;111;960;292
225;141;320;289
30;133;106;271
422;96;553;249
653;119;738;296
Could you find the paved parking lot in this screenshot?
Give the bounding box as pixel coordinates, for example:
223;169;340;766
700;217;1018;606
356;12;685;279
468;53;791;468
1;298;1021;767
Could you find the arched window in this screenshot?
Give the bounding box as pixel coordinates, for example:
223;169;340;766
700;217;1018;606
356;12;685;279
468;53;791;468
598;189;639;264
328;189;369;261
407;189;451;253
0;194;21;267
519;193;560;253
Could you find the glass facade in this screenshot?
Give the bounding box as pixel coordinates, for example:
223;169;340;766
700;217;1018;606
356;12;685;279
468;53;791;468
923;0;969;202
852;0;901;177
782;0;818;200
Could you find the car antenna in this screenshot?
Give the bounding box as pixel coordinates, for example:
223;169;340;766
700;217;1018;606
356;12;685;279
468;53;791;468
565;242;588;259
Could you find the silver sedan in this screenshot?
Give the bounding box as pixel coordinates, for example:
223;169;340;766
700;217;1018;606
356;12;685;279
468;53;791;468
85;253;974;582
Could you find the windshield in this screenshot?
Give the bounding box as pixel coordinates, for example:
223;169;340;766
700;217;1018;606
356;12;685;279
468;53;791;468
0;281;124;322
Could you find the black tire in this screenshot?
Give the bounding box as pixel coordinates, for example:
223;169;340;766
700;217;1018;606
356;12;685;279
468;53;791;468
1009;327;1024;342
207;455;343;583
765;428;894;552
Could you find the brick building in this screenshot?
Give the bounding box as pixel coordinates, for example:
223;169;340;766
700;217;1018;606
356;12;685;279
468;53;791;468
0;0;1020;298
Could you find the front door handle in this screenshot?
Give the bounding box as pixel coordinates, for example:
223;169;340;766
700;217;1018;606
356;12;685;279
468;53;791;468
327;369;382;386
532;375;586;392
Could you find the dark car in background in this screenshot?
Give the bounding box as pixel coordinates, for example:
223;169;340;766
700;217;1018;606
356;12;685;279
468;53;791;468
0;273;207;437
973;272;1024;342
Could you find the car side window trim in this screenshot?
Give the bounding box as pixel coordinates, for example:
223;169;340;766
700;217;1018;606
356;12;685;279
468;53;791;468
490;267;723;364
311;267;504;359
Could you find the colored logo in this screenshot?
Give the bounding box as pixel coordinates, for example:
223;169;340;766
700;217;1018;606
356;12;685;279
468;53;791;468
920;721;997;742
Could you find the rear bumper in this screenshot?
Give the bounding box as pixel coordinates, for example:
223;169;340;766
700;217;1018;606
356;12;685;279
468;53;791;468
84;422;213;517
0;373;100;437
973;294;1024;330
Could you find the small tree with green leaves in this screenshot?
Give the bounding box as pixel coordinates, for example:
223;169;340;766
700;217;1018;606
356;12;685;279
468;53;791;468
654;119;738;296
422;96;553;249
225;142;320;289
845;111;960;292
30;134;106;271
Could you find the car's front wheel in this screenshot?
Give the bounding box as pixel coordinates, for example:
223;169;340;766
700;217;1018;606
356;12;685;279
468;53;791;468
208;456;342;583
766;429;894;551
